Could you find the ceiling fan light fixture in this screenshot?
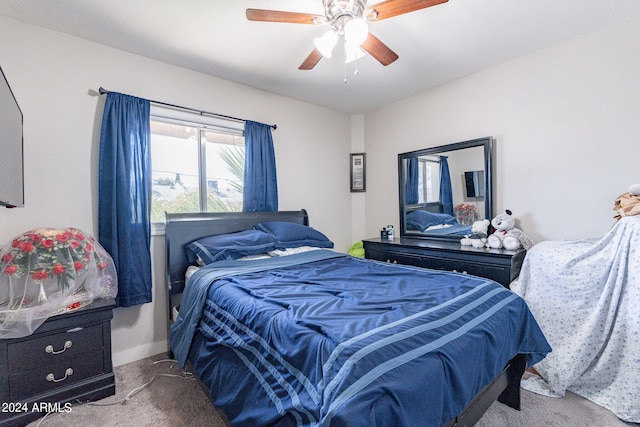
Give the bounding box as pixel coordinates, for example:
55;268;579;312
345;42;366;63
344;17;368;46
314;29;339;58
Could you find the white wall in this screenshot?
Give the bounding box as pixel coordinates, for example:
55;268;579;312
350;114;366;244
364;15;640;243
0;16;351;365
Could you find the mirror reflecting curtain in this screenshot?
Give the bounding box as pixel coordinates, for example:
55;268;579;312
398;137;493;240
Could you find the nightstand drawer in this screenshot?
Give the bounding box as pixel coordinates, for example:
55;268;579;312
7;324;104;372
0;299;115;427
9;350;104;401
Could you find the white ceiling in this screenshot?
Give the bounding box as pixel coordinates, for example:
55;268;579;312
1;0;639;114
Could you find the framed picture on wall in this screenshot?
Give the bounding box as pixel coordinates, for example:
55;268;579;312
350;153;366;192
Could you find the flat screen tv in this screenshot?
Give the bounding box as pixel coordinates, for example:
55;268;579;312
464;170;485;198
0;65;24;208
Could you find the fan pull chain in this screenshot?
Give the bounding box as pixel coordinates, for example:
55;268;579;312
344;56;360;84
344;59;347;84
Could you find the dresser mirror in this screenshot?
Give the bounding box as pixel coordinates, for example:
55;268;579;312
398;137;493;240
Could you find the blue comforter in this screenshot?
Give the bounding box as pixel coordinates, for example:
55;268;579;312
170;250;550;427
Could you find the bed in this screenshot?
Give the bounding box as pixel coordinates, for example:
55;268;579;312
405;204;473;236
166;210;551;427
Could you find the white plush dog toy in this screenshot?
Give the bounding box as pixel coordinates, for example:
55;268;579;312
486;210;534;251
460;219;490;248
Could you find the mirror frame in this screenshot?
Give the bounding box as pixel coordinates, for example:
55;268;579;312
398;137;494;241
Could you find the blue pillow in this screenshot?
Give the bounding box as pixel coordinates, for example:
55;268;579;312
254;221;334;249
185;229;276;265
406;210;457;231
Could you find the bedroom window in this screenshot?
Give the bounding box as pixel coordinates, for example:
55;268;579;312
418;158;437;203
149;105;245;228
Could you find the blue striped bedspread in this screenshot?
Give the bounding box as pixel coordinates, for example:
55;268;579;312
170;250;550;427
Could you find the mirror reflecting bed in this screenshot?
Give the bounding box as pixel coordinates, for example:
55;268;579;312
398;137;493;240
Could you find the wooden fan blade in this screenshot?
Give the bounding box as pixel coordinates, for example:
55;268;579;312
299;49;323;70
365;0;448;21
246;9;323;25
361;33;398;66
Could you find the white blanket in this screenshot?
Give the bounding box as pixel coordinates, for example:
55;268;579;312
512;216;640;423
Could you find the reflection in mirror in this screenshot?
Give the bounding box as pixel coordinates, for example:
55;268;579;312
398;137;493;240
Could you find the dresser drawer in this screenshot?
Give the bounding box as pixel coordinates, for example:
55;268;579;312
363;238;525;288
8;350;104;401
7;324;104;372
366;248;424;267
419;256;510;284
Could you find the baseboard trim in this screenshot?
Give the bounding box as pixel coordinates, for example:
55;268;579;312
112;340;169;366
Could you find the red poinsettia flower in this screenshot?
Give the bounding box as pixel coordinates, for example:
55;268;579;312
42;239;55;249
31;270;49;281
56;233;69;243
52;263;65;275
74;261;85;271
67;301;82;310
19;241;35;253
24;233;42;244
5;265;18;275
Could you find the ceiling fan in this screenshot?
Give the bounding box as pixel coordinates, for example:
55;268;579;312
246;0;449;70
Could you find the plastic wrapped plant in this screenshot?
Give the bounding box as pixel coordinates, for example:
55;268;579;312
0;227;118;338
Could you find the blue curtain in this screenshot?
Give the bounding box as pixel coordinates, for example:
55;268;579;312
439;156;454;215
98;92;152;307
405;157;419;204
243;121;278;212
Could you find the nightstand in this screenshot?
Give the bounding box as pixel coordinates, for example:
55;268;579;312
0;299;116;427
363;238;525;288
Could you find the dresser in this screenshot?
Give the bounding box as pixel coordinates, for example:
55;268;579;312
0;299;116;427
363;238;525;288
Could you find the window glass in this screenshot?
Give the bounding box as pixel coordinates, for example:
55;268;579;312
149;111;245;226
204;130;244;212
418;159;436;203
150;122;199;223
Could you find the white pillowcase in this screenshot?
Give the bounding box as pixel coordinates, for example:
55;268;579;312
268;246;325;257
184;247;328;284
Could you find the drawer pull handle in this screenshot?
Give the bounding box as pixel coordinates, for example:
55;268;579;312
46;368;73;383
45;340;72;354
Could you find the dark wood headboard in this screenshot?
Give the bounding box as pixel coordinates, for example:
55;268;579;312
406;202;444;213
165;209;309;298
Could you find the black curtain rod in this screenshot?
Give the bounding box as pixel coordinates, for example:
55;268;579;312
98;87;277;130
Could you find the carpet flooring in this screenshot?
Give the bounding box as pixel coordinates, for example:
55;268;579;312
27;353;635;427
